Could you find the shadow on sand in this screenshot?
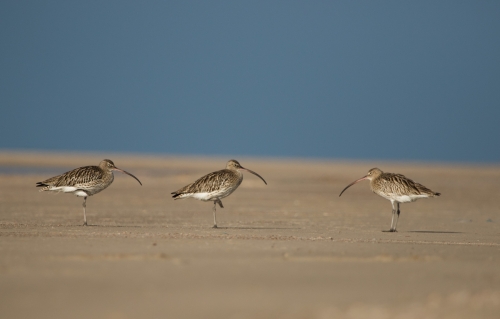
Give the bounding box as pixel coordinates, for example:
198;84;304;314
214;226;301;230
380;230;463;234
82;224;145;228
407;230;463;234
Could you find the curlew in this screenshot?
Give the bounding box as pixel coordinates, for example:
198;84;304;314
339;168;440;232
171;159;267;228
37;159;142;226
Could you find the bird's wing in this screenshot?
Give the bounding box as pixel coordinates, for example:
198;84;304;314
41;166;104;187
379;173;435;196
173;169;235;195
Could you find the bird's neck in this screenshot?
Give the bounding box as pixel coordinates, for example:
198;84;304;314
230;169;243;181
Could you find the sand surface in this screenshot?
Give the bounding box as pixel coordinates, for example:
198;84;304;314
0;152;499;319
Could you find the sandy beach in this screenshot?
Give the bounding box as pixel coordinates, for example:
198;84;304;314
0;152;499;319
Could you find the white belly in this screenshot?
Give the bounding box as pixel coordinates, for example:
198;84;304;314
74;190;89;197
378;192;430;203
191;192;220;201
189;187;236;201
47;186;78;193
45;186;88;197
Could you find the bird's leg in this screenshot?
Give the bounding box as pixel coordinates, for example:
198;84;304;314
82;197;88;226
216;199;224;208
212;201;218;228
212;199;223;228
393;202;401;232
389;201;397;232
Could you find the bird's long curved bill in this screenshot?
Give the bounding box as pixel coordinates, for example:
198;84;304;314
114;168;143;186
339;175;368;197
242;168;267;185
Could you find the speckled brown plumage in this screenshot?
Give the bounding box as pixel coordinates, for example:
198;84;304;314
37;159;142;226
340;168;440;232
172;168;242;200
171;159;267;228
37;162;112;196
368;169;440;198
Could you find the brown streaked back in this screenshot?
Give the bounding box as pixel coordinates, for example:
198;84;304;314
373;172;440;197
37;166;106;188
171;169;241;198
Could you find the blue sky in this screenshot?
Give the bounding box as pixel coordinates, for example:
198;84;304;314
1;1;499;162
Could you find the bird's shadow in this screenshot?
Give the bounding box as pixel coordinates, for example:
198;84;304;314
79;225;301;230
215;226;301;230
407;230;463;234
381;230;463;234
81;224;144;228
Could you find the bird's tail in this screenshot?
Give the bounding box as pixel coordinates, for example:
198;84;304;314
36;182;51;192
171;192;182;199
434;192;441;196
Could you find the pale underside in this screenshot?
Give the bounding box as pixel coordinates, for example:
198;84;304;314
42;186;91;197
375;192;432;203
177;187;238;201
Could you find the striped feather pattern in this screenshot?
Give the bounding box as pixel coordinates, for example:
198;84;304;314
172;169;243;201
37;162;114;196
372;172;440;198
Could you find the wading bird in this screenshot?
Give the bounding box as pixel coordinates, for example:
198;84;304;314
339;168;440;232
171;159;267;228
37;159;142;225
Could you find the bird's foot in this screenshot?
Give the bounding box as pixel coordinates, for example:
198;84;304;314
83;222;88;226
212;225;218;229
